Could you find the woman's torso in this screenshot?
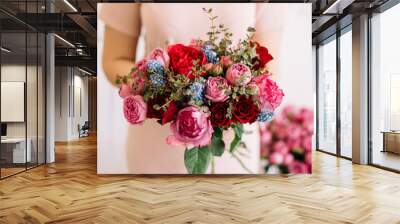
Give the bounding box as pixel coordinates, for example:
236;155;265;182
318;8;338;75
140;4;257;54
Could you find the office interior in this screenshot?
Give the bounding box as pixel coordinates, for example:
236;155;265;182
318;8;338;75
314;0;400;172
0;0;97;179
0;0;399;222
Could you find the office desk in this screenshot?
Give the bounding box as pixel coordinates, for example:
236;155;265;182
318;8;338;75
1;138;31;163
382;131;400;154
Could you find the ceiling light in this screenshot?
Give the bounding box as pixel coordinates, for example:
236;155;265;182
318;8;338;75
1;47;11;53
63;0;78;12
322;0;354;15
78;67;93;76
54;34;75;48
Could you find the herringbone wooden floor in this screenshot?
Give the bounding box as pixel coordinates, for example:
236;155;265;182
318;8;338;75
1;135;400;224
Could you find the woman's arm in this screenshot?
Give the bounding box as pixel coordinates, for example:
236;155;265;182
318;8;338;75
102;25;138;86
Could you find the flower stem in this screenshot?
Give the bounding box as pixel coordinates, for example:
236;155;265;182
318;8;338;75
211;156;215;174
232;153;253;174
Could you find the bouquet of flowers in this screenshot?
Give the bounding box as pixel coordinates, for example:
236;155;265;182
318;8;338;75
116;8;284;174
260;106;313;174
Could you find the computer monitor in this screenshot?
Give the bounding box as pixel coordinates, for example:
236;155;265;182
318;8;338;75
1;123;7;137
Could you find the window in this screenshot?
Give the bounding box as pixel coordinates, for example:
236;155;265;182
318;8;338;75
317;37;337;154
339;29;352;158
370;2;400;171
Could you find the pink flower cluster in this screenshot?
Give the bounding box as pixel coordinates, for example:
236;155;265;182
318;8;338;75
260;106;314;174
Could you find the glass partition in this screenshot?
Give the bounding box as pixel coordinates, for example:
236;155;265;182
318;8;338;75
317;36;337;154
0;1;46;179
1;30;28;177
371;3;400;171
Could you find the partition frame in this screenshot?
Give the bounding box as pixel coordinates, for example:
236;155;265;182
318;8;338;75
367;0;400;173
0;0;47;180
315;24;353;161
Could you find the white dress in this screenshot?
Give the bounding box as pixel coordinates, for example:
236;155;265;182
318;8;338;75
100;3;290;174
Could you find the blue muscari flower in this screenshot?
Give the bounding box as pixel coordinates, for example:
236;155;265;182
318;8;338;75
202;45;218;64
203;44;213;51
147;59;165;75
149;73;166;88
190;78;206;101
257;110;274;122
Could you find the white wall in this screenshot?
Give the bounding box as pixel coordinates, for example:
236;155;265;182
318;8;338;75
54;67;89;141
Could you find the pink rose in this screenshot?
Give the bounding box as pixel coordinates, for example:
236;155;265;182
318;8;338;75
226;63;252;86
273;141;289;155
133;59;147;75
203;63;214;72
305;152;312;166
211;64;223;75
261;131;272;143
130;59;148;95
269;152;284;165
288;139;302;150
167;106;213;148
123;95;147;125
274;123;287;140
287;124;302;140
220;56;233;68
119;83;132;98
283;153;294;166
148;48;170;68
288;161;309;174
302;136;312;152
205;77;230;102
297;108;314;134
252;74;284;111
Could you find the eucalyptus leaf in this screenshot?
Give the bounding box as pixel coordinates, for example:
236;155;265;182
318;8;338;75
184;146;212;174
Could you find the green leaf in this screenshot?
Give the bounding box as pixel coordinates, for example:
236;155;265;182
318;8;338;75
230;137;241;153
184;146;212;174
214;127;223;138
230;123;244;152
233;123;244;136
210;127;225;157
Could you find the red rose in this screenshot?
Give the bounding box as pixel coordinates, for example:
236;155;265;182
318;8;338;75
232;96;260;123
210;102;233;128
251;42;273;70
162;101;178;125
146;96;165;120
167;44;207;79
147;97;179;125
